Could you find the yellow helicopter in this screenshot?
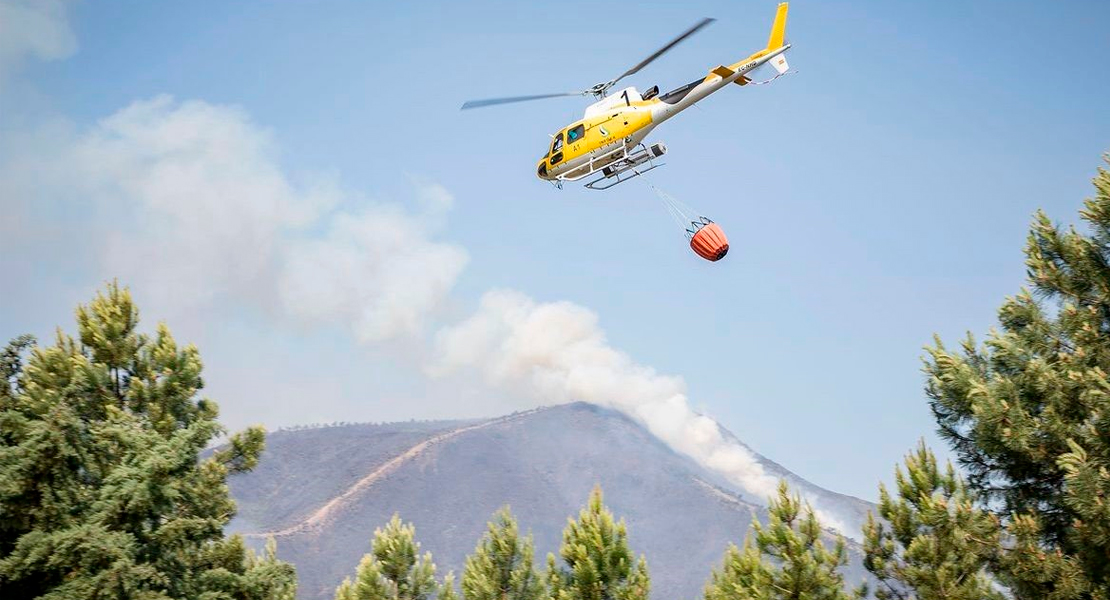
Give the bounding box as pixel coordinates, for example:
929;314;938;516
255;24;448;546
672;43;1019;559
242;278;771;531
462;3;792;190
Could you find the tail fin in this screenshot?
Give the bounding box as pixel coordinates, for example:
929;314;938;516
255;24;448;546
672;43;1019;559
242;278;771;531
767;2;789;50
770;53;789;74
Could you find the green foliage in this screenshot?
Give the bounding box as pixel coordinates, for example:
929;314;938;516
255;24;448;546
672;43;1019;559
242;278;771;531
0;281;295;599
461;507;543;600
545;553;564;600
705;481;858;600
862;442;1002;600
925;155;1110;599
335;514;437;600
547;486;649;600
704;538;768;600
242;538;299;600
0;334;35;404
440;572;460;600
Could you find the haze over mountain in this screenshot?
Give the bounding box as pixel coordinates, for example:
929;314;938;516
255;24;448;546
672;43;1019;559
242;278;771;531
228;402;873;600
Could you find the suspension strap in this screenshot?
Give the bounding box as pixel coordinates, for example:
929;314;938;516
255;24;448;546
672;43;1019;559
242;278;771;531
747;69;798;85
647;182;703;239
633;169;712;239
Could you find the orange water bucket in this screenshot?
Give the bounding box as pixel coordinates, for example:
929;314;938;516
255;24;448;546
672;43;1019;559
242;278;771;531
689;222;729;261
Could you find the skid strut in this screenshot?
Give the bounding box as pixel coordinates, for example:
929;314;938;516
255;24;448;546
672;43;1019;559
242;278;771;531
550;142;668;191
583;142;667;190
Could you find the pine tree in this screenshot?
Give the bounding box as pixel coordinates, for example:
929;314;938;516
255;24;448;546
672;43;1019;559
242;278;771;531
440;572;460;600
546;486;649;600
703;538;771;600
335;514;437;600
545;554;565;600
0;334;34;404
925;155;1110;598
243;537;300;600
0;281;295;599
705;481;858;600
461;506;543;600
862;442;1002;600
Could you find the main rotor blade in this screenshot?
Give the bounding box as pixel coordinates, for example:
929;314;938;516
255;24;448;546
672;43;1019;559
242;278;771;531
460;92;584;110
610;17;715;87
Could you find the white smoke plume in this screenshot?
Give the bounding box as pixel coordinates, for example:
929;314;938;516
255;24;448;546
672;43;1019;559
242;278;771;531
0;0;76;87
3;89;851;534
278;190;467;344
2;95;467;341
431;289;851;535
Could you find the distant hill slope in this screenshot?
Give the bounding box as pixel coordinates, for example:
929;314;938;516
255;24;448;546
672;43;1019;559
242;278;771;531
228;403;873;600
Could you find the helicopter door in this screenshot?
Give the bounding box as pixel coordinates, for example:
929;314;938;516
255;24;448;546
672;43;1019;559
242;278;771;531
566;123;586;155
550;132;564;165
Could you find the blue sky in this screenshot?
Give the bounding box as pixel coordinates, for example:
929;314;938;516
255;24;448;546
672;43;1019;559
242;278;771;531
2;0;1109;504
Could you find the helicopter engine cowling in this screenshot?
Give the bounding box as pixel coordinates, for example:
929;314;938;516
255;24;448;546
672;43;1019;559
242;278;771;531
584;87;644;118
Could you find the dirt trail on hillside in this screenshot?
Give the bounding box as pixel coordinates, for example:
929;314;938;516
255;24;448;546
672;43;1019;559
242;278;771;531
243;408;546;539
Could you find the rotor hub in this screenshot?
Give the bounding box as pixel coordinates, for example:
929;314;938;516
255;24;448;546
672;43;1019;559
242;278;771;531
587;82;612;99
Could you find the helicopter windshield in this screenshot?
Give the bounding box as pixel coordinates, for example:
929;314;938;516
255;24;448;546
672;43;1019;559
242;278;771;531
551;132;563;153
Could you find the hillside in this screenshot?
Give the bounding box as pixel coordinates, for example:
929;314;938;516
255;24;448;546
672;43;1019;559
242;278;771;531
228;403;873;600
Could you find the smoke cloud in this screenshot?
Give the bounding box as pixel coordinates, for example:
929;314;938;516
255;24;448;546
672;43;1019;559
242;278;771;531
3;90;850;534
278;188;467;344
2;95;467;341
430;290;850;534
0;0;76;87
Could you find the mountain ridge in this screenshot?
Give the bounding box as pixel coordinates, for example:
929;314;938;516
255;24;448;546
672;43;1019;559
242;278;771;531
228;402;873;600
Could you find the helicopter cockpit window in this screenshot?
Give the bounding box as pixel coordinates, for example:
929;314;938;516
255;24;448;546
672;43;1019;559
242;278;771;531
551;132;564;154
566;124;585;143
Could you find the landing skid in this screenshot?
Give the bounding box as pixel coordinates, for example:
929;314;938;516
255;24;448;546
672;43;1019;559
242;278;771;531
585;161;663;190
583;142;666;190
551;142;667;191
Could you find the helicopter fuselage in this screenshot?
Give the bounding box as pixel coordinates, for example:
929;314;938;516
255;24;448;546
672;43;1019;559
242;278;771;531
536;43;790;184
